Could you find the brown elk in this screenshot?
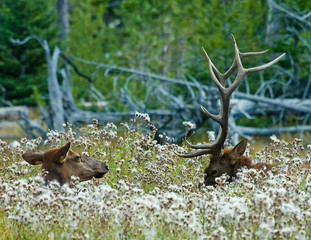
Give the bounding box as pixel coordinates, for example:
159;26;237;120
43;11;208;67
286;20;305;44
22;142;109;185
176;35;285;186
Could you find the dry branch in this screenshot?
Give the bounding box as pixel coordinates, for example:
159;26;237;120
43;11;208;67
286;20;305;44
7;36;311;142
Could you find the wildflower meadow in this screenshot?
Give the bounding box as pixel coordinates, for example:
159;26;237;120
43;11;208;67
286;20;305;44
1;114;311;239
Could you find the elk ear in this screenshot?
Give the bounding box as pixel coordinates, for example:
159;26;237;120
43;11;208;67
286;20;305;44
55;142;71;163
228;138;248;164
22;152;44;165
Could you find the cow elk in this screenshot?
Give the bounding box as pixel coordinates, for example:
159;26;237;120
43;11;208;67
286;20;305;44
176;34;285;186
22;142;109;185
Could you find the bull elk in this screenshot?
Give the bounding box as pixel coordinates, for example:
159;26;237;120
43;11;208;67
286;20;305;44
176;35;285;186
22;142;109;185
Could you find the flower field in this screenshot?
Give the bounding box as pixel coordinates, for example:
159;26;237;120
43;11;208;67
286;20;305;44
1;115;311;239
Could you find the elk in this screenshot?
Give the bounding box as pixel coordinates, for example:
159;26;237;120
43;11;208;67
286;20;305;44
22;142;109;185
176;34;285;186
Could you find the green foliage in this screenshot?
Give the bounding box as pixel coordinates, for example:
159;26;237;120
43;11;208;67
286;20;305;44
31;85;46;107
68;0;273;111
0;0;59;105
267;0;311;98
1;0;310;129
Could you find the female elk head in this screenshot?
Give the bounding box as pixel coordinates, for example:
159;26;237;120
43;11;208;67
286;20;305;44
22;142;109;185
176;35;285;186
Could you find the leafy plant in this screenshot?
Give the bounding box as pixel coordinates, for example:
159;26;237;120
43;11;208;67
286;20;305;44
0;0;59;105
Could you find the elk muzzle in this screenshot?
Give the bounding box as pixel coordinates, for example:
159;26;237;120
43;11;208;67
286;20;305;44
79;156;109;180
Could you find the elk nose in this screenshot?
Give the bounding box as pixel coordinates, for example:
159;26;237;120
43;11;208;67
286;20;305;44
103;163;109;172
204;177;215;186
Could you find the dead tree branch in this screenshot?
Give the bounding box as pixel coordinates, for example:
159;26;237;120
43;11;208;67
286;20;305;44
11;36;65;131
7;36;311;142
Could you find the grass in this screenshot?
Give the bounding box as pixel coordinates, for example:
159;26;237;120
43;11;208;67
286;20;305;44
1;114;311;239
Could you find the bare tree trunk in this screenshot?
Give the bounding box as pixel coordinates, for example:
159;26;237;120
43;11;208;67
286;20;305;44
45;45;65;131
8;36;311;142
11;36;65;131
57;0;69;38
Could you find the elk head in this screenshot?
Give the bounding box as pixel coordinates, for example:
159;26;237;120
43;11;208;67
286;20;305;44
22;142;109;185
176;34;285;185
203;138;252;185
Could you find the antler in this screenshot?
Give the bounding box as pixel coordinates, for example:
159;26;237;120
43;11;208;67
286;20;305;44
176;34;285;158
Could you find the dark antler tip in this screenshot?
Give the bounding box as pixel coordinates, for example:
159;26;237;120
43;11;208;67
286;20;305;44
174;151;186;158
242;138;248;144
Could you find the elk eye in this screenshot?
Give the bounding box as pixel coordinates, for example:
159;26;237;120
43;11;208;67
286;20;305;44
211;170;218;176
75;156;82;162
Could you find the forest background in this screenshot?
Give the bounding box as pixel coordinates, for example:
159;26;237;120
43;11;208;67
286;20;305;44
0;0;310;141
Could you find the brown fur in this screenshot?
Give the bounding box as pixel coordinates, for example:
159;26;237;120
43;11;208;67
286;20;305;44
22;142;109;185
204;139;273;186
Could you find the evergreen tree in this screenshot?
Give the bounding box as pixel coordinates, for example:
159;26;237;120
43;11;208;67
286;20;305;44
68;0;268;108
0;0;59;105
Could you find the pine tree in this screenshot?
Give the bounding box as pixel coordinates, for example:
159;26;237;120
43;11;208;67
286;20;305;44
0;0;59;105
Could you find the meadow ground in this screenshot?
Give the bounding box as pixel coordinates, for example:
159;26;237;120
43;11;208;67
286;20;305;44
0;114;311;239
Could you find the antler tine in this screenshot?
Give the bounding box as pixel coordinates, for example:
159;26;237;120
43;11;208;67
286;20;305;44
181;50;227;153
175;35;285;159
178;44;234;157
240;50;268;58
227;35;248;95
245;53;286;73
177;126;226;157
200;105;221;123
201;47;226;87
203;36;271;88
202;47;226;90
222;34;276;84
182;105;221;150
228;34;286;95
175;148;215;158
